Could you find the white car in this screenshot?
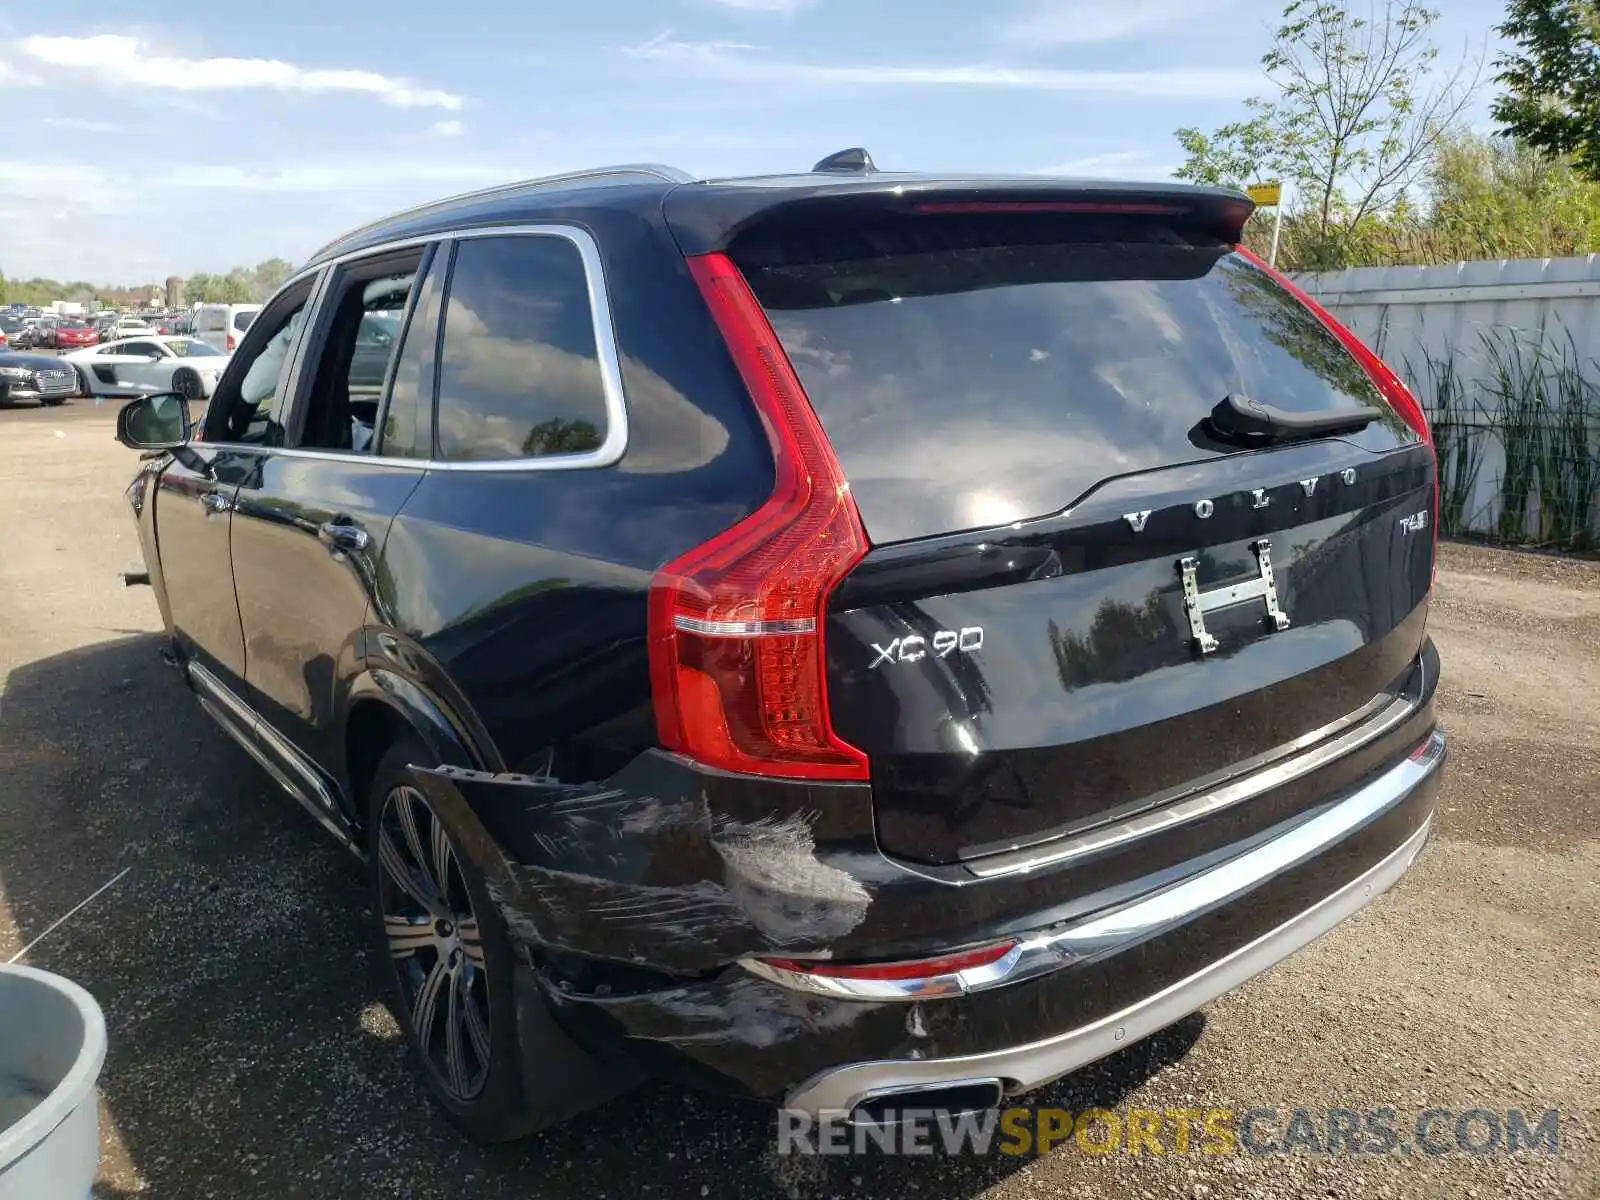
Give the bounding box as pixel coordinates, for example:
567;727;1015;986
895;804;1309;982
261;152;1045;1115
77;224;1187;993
64;335;231;401
192;303;262;354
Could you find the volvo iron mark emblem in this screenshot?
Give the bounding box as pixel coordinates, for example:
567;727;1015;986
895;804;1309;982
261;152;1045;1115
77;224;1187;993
1178;539;1290;656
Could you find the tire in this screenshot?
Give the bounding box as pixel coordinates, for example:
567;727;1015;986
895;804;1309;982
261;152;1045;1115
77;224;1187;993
39;397;66;407
366;739;552;1142
173;367;204;401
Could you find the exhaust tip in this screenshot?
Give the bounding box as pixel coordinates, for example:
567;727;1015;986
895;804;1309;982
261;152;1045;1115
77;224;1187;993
848;1078;1004;1127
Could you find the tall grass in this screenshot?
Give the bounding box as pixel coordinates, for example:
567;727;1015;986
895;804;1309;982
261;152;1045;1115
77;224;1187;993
1479;329;1550;542
1475;325;1600;550
1541;333;1599;551
1409;346;1488;536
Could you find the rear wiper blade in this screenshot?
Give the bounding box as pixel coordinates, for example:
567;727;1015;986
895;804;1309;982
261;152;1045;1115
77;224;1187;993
1209;391;1381;444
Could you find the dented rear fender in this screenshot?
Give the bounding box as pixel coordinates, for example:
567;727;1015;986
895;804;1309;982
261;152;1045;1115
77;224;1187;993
403;750;881;976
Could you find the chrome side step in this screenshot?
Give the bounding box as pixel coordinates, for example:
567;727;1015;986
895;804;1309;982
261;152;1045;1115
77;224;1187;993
966;691;1420;879
187;661;362;858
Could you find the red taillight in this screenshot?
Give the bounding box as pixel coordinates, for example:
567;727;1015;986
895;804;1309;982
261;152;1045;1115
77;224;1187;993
758;941;1017;981
226;333;236;352
647;252;869;781
1237;248;1438;580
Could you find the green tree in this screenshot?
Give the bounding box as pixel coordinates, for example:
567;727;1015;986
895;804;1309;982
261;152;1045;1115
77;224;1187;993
1421;131;1600;257
1175;118;1277;190
0;268;7;305
211;268;254;303
1175;0;1479;269
184;273;214;304
1492;0;1600;179
250;258;294;300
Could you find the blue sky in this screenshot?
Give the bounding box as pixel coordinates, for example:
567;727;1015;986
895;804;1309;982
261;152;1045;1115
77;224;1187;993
1;0;1505;284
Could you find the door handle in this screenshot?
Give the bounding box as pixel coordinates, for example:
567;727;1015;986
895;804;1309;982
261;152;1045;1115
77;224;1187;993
199;490;231;515
317;521;370;553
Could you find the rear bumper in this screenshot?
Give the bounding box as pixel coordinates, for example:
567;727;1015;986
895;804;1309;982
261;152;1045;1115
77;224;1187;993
408;698;1444;1106
787;733;1440;1115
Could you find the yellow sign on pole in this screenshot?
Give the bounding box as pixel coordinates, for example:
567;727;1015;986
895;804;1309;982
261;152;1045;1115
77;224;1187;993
1247;181;1283;206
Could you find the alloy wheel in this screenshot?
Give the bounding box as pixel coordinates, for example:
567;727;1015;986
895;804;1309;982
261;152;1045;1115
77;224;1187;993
377;785;492;1101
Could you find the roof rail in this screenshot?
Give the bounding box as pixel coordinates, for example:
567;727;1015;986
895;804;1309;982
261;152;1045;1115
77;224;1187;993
306;163;696;263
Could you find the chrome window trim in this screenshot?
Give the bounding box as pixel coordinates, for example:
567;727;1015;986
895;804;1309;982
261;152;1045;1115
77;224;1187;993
234;224;629;472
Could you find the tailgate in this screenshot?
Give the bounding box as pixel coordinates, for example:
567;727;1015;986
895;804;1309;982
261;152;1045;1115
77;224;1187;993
733;209;1434;865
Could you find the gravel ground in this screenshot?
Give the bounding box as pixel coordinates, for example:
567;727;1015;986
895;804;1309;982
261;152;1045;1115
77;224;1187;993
0;401;1595;1199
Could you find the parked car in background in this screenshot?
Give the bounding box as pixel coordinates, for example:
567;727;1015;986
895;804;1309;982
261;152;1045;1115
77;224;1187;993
32;318;60;350
55;322;99;349
13;319;40;350
113;316;154;339
0;316;23;351
66;335;229;401
192;302;261;353
0;351;76;406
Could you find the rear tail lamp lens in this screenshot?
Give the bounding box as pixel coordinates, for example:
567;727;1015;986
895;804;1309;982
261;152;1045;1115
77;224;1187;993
647;253;870;781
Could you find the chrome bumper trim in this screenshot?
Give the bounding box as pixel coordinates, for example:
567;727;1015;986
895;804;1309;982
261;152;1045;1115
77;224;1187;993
785;772;1438;1117
967;691;1418;878
753;728;1444;1008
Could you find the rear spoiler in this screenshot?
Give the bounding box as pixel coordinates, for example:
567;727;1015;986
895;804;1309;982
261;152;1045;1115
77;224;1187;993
662;175;1256;256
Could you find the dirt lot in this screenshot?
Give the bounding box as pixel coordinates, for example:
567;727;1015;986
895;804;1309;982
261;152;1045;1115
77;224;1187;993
1;401;1595;1199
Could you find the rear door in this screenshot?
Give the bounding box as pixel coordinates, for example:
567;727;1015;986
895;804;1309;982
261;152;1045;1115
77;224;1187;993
732;212;1434;865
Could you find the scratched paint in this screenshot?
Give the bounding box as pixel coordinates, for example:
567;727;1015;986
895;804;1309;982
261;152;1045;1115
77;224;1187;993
414;766;872;974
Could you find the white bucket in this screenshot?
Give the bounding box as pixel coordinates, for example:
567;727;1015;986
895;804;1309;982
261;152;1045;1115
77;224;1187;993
0;965;107;1200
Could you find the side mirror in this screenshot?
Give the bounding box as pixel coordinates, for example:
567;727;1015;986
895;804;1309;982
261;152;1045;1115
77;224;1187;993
146;353;164;363
117;392;192;450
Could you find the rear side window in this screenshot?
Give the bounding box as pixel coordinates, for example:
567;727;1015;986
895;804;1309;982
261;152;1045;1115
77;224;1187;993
739;222;1409;544
434;235;608;461
234;310;257;331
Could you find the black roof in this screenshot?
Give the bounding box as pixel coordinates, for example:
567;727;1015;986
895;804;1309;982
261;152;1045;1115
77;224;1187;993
302;159;1254;268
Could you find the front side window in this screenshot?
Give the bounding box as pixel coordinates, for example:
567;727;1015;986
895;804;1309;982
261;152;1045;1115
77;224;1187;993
203;284;314;446
434;235;609;461
292;256;420;453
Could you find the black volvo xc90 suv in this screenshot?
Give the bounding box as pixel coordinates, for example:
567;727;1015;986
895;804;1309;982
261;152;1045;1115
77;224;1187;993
117;153;1445;1140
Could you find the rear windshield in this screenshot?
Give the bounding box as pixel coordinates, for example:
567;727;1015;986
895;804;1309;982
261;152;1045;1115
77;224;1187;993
738;219;1410;544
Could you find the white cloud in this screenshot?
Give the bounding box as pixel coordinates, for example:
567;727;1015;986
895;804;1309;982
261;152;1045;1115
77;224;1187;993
426;119;465;138
1035;149;1170;176
625;32;1258;96
0;60;43;87
997;0;1240;47
42;116;121;133
0;158;524;202
703;0;813;13
18;35;465;109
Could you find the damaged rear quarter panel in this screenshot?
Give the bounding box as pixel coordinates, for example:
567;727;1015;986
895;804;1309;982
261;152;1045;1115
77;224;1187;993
406;751;879;973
